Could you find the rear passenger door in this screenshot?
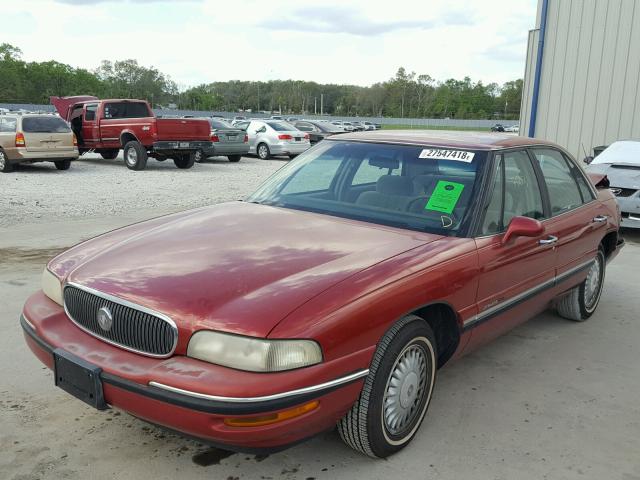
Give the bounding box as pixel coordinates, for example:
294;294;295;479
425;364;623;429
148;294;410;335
466;150;556;350
529;147;605;287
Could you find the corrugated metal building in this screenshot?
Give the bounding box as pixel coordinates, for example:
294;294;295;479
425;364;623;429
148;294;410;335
521;0;640;160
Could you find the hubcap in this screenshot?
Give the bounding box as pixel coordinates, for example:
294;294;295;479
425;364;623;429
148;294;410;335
259;145;267;158
126;149;138;165
584;256;603;309
0;152;5;169
383;343;428;436
195;150;202;162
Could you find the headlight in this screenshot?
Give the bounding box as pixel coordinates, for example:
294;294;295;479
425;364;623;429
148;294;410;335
187;331;322;372
42;268;63;306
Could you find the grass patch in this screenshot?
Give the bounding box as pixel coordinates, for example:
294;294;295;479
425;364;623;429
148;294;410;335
381;124;489;131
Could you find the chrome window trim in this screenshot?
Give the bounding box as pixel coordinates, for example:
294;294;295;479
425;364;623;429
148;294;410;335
463;258;595;329
63;282;179;359
149;369;370;403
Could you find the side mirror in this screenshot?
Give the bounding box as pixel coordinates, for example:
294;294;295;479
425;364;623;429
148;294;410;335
502;216;544;245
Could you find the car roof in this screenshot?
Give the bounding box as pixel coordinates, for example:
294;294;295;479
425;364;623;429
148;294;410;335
328;130;559;151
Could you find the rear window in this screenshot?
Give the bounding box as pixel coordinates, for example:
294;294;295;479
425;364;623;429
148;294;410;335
209;119;233;129
22;116;71;133
266;121;294;132
103;102;151;119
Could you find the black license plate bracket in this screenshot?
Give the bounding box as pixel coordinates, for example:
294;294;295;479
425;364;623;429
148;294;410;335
54;349;107;410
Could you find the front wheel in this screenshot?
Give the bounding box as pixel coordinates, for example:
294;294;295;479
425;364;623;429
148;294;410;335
54;160;71;171
123;141;148;170
173;153;196;169
556;246;606;321
288;154;299;160
338;315;437;458
257;143;271;160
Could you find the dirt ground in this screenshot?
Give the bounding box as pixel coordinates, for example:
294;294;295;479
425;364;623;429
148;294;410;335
1;154;639;480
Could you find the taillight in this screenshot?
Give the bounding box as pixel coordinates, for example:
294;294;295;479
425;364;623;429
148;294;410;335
278;134;292;140
304;134;310;140
73;134;78;146
15;132;25;147
243;134;248;143
211;134;220;142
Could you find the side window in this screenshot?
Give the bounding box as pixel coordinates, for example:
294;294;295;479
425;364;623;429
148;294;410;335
296;122;313;132
0;117;17;133
352;156;400;185
531;148;586;214
84;104;97;121
103;103;123;119
481;151;544;235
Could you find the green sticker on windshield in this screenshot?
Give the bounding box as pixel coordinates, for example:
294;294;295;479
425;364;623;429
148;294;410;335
425;181;465;214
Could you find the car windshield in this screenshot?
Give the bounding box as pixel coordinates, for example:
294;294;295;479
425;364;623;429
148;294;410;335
266;121;295;132
248;141;485;235
22;116;71;133
209;119;233;129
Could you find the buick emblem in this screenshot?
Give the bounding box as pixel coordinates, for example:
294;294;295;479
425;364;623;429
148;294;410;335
97;307;113;332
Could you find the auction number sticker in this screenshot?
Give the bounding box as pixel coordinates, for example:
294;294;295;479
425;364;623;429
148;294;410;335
419;148;475;162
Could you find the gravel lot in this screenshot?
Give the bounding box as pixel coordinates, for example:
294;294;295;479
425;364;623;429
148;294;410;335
1;153;639;480
0;153;282;228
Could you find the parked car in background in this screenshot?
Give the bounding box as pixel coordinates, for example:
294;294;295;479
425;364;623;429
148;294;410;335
586;140;640;229
293;120;343;144
22;131;622;459
195;118;249;163
0;113;79;172
331;121;353;132
350;121;367;132
270;115;283;120
233;115;247;123
362;121;377;131
235;119;310;159
491;124;505;132
51;96;212;170
286;117;298;122
504;125;520;133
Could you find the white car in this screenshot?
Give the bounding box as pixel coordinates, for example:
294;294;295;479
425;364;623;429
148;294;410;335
504;124;520;133
362;121;377;131
331;121;354;132
236;120;311;159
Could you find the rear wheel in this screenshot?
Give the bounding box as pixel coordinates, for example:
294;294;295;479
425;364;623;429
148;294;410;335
54;160;71;171
0;150;13;173
123;141;148;170
338;315;437;458
257;143;271;160
100;149;119;160
227;155;242;162
556;246;606;321
288;154;298;160
174;153;196;169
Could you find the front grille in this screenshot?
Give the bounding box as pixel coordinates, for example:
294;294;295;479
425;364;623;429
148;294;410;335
611;187;637;198
63;285;177;357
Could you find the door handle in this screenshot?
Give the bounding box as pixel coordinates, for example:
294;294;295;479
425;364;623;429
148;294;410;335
592;215;608;223
539;235;558;245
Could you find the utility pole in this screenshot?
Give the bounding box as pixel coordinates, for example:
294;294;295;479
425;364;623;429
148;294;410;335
320;94;324;116
314;97;317;115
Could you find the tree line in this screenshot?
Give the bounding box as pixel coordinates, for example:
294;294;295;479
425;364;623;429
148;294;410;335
0;43;521;119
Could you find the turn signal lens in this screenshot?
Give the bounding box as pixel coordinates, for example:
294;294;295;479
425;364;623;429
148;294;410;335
15;132;25;147
211;134;220;142
278;134;292;140
243;134;248;143
224;401;319;427
73;134;78;146
304;134;310;140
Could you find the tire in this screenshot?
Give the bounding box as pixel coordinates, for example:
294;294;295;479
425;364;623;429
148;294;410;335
100;149;119;160
174;153;196;169
0;149;13;173
257;143;271;160
288;154;299;160
338;315;437;458
54;160;71;171
227;155;242;162
556;246;606;321
194;150;205;163
123;141;148;171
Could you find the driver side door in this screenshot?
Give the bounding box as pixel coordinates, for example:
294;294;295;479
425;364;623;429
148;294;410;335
464;149;557;351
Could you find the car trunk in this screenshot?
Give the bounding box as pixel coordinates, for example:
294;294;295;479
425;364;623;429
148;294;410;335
21;117;75;153
156;118;211;141
214;128;245;144
280;130;309;144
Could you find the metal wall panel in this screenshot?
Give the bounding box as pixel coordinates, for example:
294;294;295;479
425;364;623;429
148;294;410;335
523;0;640;160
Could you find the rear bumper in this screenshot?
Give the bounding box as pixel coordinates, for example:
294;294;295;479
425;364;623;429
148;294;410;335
621;213;640;229
20;293;367;451
269;142;311;156
202;143;250;156
153;141;213;153
8;147;79;162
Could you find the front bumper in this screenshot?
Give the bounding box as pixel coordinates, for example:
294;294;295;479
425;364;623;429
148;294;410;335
20;293;368;451
202;143;250;157
621;212;640;229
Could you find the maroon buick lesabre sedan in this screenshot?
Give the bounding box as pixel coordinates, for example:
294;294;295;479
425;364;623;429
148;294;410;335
22;131;623;458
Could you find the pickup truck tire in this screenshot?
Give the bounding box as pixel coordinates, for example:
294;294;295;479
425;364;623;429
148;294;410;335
0;149;14;173
257;143;271;160
54;160;71;171
100;149;119;160
227;155;242;162
123;141;148;171
173;153;196;169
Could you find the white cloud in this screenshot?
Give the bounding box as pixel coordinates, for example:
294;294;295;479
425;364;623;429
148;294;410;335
4;0;537;87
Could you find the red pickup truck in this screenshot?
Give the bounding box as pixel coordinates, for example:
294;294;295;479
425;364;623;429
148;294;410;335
51;96;212;170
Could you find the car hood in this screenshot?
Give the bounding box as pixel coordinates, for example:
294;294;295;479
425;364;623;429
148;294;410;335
587;164;640;189
63;202;439;338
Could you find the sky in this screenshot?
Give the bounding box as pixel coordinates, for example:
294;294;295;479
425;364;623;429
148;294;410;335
2;0;538;88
